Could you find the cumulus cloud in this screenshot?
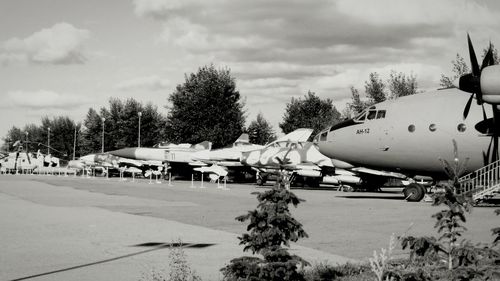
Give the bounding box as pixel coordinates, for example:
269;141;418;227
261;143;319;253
1;22;90;65
4;90;89;109
115;75;170;91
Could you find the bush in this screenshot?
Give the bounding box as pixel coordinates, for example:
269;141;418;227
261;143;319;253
221;179;309;281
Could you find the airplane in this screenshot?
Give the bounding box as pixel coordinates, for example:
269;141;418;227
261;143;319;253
108;141;211;177
1;148;64;174
190;133;264;181
68;153;163;177
316;35;499;201
240;128;336;187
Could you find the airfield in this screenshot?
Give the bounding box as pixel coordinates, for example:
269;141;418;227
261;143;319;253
1;175;499;281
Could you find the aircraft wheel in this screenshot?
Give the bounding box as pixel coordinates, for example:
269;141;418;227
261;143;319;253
256;178;265;186
403;183;425;202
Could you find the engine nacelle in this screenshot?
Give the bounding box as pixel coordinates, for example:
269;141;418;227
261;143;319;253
481;65;500;104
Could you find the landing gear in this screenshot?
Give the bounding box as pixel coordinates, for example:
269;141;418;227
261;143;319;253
403;183;426;202
256;174;268;186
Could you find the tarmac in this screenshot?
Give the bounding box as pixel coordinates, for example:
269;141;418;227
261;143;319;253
0;174;498;281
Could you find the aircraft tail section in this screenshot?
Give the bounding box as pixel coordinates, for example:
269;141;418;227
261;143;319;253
274;128;313;143
235;133;250;143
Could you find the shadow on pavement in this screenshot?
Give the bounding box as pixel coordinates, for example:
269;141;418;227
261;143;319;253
9;243;215;281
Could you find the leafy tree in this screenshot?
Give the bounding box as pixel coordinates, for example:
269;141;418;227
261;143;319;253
440;54;470;88
81;98;166;154
347;86;369;115
365;72;387;104
347;71;418;116
165;65;245;148
81;108;104;155
39;116;79;159
279;91;341;137
388;71;418;99
1;126;24;151
248;113;276;145
221;182;309;281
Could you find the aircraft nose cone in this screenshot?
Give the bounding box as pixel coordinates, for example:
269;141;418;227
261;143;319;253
108;148;137;159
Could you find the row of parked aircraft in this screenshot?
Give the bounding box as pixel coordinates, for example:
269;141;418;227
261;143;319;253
3;35;499;202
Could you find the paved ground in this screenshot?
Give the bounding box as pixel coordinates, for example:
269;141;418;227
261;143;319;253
0;174;498;280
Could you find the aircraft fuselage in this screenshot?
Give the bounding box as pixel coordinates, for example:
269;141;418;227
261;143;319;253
317;89;494;179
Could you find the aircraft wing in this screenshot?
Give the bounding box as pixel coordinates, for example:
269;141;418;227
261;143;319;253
274;128;313;143
351;167;407;179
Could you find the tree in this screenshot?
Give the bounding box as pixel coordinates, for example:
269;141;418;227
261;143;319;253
80;98;166;154
221;184;309;281
365;72;387;104
81;108;104;155
165;65;245;148
388;71;418;99
38;116;79;159
440;54;470;88
248;113;276;145
1;126;24;151
347;86;368;115
279;91;341;137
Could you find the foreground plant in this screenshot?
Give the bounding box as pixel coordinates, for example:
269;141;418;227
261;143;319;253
221;178;309;281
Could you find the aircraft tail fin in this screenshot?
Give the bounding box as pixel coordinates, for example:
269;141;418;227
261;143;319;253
274;128;313;143
234;133;250;144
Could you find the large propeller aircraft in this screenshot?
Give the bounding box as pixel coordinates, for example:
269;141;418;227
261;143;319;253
316;34;500;201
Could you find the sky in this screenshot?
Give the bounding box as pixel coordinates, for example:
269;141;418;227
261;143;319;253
1;0;500;144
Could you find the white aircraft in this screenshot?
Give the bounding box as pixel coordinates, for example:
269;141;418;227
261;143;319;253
191;133;264;181
108;141;211;176
241;128;335;187
316;35;500;201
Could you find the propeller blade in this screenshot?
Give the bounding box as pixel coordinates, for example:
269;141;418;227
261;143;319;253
467;33;480;76
484;137;493;165
482;104;487;121
481;43;494;70
463;94;474;119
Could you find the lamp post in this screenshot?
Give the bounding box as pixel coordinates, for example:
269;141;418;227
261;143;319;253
47;127;51;155
138;111;142;147
25;132;29;152
73;126;78;160
101;117;105;153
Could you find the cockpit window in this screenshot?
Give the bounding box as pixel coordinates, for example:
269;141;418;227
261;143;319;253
376;110;386;119
354;112;367;122
320;131;328;141
367;110;377;120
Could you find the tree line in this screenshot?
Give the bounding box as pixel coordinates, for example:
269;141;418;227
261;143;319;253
2;64;428;160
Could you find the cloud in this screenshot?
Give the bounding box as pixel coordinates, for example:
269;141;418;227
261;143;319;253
1;22;90;65
115;75;171;91
4;90;90;109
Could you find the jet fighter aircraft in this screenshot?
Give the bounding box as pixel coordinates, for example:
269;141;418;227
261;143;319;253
108;141;211;176
190;133;264;181
241;128;335;187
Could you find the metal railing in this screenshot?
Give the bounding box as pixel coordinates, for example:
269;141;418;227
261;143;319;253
459;160;500;200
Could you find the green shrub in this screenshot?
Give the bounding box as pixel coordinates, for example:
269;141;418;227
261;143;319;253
221;177;309;281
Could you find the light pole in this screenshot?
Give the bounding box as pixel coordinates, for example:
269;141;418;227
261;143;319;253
47;127;51;155
73;125;78;160
25;132;29;152
138;111;142;147
101;117;105;153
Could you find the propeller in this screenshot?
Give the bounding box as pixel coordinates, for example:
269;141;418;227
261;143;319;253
459;34;495;119
459;34;500;164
